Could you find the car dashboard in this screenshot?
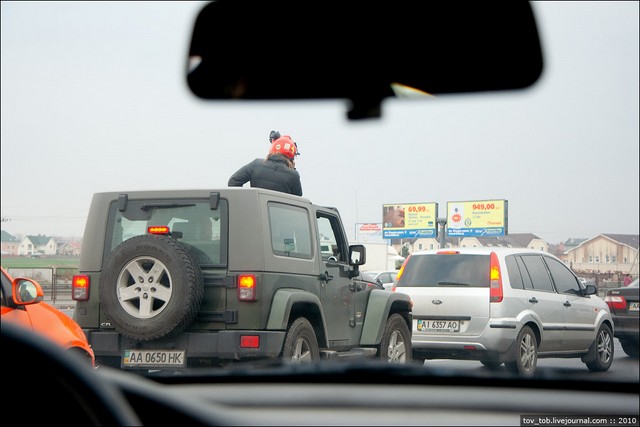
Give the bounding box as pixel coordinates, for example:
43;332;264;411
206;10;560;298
6;320;636;426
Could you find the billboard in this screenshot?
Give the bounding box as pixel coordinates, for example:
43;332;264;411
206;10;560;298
355;223;383;242
447;199;508;237
382;202;438;239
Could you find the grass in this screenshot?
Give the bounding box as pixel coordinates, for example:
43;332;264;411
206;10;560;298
1;256;79;269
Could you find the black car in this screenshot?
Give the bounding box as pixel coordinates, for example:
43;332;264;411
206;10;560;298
605;278;639;358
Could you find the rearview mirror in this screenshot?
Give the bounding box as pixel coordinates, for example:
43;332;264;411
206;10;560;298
187;1;543;120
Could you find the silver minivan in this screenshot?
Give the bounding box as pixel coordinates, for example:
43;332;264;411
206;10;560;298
394;247;614;377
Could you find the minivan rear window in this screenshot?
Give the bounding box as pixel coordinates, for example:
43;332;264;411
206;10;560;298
396;254;489;287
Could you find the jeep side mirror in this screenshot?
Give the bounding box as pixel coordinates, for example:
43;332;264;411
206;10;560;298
349;245;366;267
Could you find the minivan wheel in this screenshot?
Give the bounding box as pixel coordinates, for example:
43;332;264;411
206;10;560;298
505;326;537;377
281;317;319;363
585;324;614;371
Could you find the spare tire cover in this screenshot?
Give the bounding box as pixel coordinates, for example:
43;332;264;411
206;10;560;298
99;234;204;341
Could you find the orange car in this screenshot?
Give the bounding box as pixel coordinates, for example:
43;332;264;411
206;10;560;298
1;266;95;366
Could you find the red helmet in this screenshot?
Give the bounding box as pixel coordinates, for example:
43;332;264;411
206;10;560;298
269;135;298;159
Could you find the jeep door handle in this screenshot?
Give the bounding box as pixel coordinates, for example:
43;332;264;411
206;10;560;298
563;301;571;307
529;297;538;304
318;271;333;282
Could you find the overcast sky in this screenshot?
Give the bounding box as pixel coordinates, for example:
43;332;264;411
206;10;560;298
1;1;638;244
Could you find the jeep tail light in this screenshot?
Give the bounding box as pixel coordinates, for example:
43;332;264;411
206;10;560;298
72;275;90;301
604;294;627;310
240;335;260;348
238;274;257;301
148;225;170;235
489;251;503;303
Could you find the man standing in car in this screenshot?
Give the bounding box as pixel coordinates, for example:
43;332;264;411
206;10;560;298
228;132;303;196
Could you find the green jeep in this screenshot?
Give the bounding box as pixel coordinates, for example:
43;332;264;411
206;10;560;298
72;188;412;370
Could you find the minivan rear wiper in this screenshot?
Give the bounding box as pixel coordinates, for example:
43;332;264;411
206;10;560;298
437;281;472;286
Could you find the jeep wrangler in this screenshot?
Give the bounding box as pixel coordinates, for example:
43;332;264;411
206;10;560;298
72;188;412;370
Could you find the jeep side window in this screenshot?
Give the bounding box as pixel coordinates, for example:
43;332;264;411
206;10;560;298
543;255;582;295
317;217;338;261
316;214;346;263
268;203;312;259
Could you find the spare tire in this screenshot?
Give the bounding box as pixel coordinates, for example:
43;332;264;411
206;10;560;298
99;234;204;341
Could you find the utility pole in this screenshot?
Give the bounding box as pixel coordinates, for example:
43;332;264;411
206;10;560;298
437;218;447;249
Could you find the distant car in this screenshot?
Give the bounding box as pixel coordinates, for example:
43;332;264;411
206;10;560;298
604;277;639;358
394;248;614;377
1;266;95;366
320;241;338;261
360;270;399;290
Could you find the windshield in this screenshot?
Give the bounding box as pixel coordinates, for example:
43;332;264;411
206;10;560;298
1;0;638;392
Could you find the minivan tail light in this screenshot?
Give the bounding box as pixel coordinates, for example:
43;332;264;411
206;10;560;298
72;275;90;301
238;274;257;301
489;252;503;303
393;256;411;288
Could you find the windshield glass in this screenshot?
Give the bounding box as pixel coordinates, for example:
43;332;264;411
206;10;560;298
1;1;638;389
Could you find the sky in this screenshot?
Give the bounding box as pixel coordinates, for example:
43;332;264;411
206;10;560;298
1;1;639;244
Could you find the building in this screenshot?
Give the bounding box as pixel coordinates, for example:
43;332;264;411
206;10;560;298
57;240;82;257
563;237;587;252
565;234;639;276
401;233;548;254
18;235;58;257
1;230;20;256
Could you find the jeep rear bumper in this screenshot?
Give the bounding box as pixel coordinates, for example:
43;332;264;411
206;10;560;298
86;329;286;367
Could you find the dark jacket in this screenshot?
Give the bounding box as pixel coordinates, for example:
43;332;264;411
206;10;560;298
228;156;303;196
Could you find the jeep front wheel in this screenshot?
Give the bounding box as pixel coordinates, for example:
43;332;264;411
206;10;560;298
281;317;319;362
99;234;204;341
378;313;411;363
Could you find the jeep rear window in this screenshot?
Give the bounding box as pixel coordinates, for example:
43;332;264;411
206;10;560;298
268;203;312;259
396;254;489;287
106;198;227;266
